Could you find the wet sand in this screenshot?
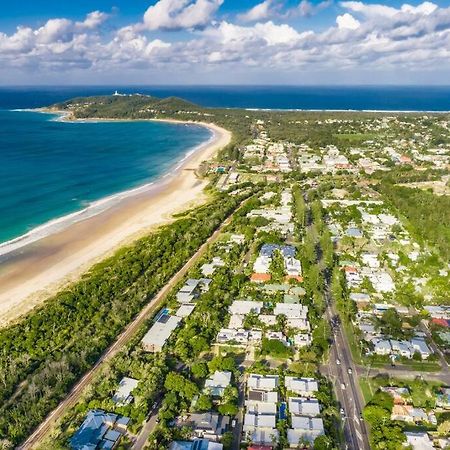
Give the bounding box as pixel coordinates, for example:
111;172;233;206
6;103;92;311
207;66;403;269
0;120;231;326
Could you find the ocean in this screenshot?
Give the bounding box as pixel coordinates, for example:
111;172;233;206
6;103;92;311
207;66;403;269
0;85;449;249
0;85;449;111
0;107;211;247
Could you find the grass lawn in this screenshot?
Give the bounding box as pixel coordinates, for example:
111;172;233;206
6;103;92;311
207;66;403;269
342;321;363;365
359;378;376;405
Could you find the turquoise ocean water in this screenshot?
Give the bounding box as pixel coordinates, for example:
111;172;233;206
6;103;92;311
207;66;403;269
0;109;211;246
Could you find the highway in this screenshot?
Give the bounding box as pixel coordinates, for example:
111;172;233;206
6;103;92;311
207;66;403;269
18;197;250;450
321;294;370;450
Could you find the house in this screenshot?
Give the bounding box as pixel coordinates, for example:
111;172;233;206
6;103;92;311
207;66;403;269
169;439;223;450
217;328;248;345
260;244;296;258
259;315;278;326
391;405;435;424
425;305;450;320
287;417;325;447
247;446;273;450
288;398;320;417
404;432;434;450
230;300;264;315
177;279;212;303
112;377;139;406
254;256;272;274
411;338;432;359
247;374;279;391
189;412;230;441
201;264;216;277
285;377;318;397
246;390;278;414
251;273;272;283
266;331;288;345
361;253;380;268
285;257;302;276
390;340;413;359
244;413;276;429
287;318;310;331
228;314;245;329
273;303;308;319
293;333;312;348
243;412;279;445
176;304;196;318
380;387;409;405
70;409;130;450
204;371;232;397
141;315;182;352
372;338;392;356
346;227;363;238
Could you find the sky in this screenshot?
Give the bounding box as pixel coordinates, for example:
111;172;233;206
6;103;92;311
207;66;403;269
0;0;449;85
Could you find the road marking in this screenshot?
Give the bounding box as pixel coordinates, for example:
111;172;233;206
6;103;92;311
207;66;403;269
356;429;363;441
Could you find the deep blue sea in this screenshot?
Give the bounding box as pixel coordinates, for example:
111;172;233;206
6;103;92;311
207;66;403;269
0;107;211;245
0;85;449;247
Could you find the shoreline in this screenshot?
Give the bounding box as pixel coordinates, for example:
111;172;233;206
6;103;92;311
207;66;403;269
0;114;231;327
0;114;215;260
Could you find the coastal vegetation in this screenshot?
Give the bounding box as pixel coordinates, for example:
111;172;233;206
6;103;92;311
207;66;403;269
377;183;450;261
0;189;253;446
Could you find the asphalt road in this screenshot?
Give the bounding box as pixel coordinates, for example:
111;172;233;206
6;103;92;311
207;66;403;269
231;373;245;450
18;198;249;450
132;400;162;450
322;296;370;450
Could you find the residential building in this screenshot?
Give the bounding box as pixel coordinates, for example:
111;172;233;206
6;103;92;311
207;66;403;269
247;374;279;391
112;377;139;406
288;398;321;417
70;409;130;450
287;417;325;447
404;432;434;450
141;315;182;352
204;371;232;397
188;412;230;441
285;377;318;397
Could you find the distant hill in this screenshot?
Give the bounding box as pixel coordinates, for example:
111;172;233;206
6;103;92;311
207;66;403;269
50;94;202;119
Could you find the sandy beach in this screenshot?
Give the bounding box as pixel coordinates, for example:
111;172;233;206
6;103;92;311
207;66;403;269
0;119;231;327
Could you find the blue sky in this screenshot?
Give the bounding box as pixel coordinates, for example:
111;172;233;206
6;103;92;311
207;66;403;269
0;0;449;85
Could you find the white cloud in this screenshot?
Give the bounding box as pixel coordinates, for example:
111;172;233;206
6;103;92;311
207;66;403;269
77;11;110;29
140;0;223;31
336;13;361;30
238;0;276;22
341;1;438;19
297;0;333;17
204;21;303;46
0;2;450;82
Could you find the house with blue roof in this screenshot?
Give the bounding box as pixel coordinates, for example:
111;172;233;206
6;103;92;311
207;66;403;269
70;409;130;450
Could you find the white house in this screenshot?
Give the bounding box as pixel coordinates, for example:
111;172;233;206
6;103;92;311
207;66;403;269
229;300;263;315
274;303;308;319
112;377;139;406
294;334;312;348
254;256;272;274
287;417;325;447
288;398;321;417
204;371;232;397
285;377;319;397
247;374;279;391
